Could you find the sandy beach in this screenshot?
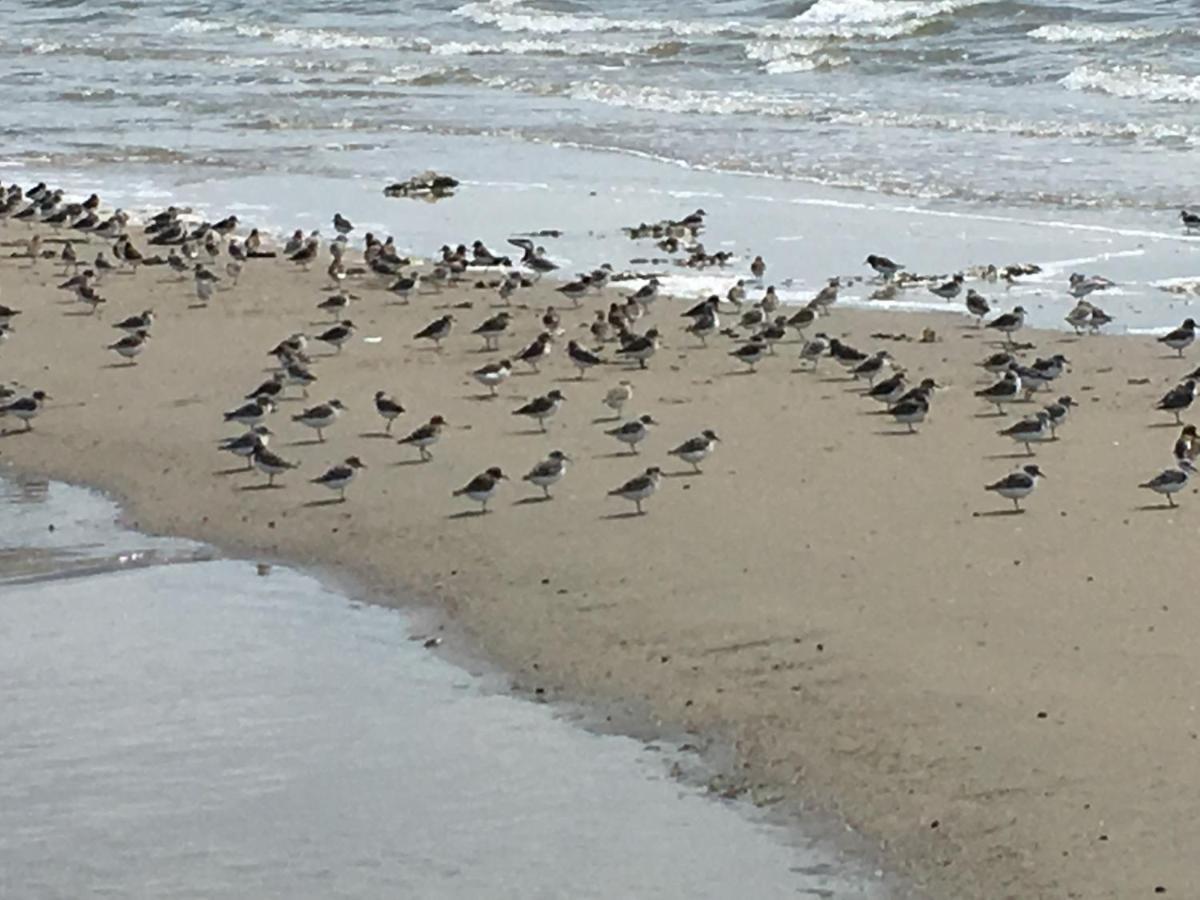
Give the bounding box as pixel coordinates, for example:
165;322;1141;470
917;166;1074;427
3;214;1199;899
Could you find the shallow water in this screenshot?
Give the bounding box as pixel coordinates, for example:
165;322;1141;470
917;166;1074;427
0;475;889;899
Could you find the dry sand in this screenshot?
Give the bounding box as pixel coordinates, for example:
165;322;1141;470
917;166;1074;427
2;219;1199;899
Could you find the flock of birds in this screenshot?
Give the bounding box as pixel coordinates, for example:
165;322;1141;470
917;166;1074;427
3;179;1200;515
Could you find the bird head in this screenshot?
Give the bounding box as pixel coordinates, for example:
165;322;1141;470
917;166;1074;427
346;456;366;469
701;429;721;442
1023;465;1045;479
486;467;508;481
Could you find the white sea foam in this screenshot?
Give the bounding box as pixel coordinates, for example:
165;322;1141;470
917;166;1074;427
564;81;807;117
168;17;226;35
1061;65;1200;104
1029;23;1164;44
429;37;650;57
785;0;985;40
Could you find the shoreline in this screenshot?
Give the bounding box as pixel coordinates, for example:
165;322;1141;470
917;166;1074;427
4;205;1200;898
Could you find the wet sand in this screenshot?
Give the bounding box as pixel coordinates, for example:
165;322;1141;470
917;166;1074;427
2;219;1199;898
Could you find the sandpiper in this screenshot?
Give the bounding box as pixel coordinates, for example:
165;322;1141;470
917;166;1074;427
0;389;49;431
1140;461;1194;508
865;254;903;280
985;464;1045;512
889;393;930;433
107;330;150;365
454;466;507;514
316;320;355;354
606;414;657;454
985;306;1026;345
252;445;298;487
311;456;366;501
607;466;663;515
750;255;766;280
631;277;659;310
292;398;346;441
523;450;570;499
374;391;405;433
603;381;634;420
929;274;963;300
566;340;605;379
668;429;720;473
472;359;513;397
867;371;908;406
799;333;830;370
730;341;768;372
473;311;511;351
414;314;454;350
219;425;272;469
976;370;1021;415
1182;209;1200;234
1043;396;1075;437
398;415;447;462
224;396;274;427
852;350;892;385
1158;318;1196;357
615;328;660;369
333;212;354;236
1157;380;1196;425
513;389;565;432
965;289;990;325
514;332;553;373
999;411;1053;456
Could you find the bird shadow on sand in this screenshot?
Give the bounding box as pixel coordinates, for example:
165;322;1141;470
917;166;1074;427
62;310;99;318
510;428;551;437
1147;421;1182;429
358;432;394;439
724;369;757;377
447;509;489;519
392;457;431;466
514;495;552;505
102;362;138;369
212;466;252;476
663;470;700;478
463;394;499;403
302;498;346;508
288;438;327;447
986;452;1039;460
594;450;639;459
0;429;32;440
973;508;1025;517
591;415;622;425
974;411;1009;419
600;510;646;520
240;483;284;491
873;429;919;437
1135;503;1180;512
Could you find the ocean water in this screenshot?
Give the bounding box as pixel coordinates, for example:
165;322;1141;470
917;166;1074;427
1;0;1199;328
0;474;892;899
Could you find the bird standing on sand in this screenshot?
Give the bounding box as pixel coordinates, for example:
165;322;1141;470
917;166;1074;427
606;414;657;454
454;467;507;514
986;306;1026;345
616;328;660;369
513;389;565;433
523;450;570;499
107;330;150;365
632;277;659;310
220;425;272;469
999;412;1053;456
730;341;768;373
224;396;274;427
799;333;830;371
1043;396;1075;437
316;320;355;354
473;312;511;352
113;310;154;334
566;340;605;379
374;391;405;433
0;389;49;431
1174;424;1199;463
985;464;1045;512
1157;380;1197;425
929;274;963;300
668;429;720;473
252;445;298;487
398;415;447;462
1140;460;1195;508
414;314;454;350
976;370;1021;415
292;398;346;442
1158;318;1197;357
965;289;990;325
312;456;366;501
514;332;553;373
603;381;634;420
608;466;663;515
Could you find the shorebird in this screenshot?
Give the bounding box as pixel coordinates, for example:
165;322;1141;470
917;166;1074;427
514;332;553;373
252;445;298;487
999;412;1053;456
0;303;22;326
398;415;447;461
1157;380;1196;425
786;306;816;337
730;341;768;372
889;392;930;433
607;466;663;515
603;381;633;420
224;396;274;427
219;425;272;469
852;351;892;385
316;320;355;354
976;369;1021;415
453;467;507;514
966;289;990;325
566;340;605;379
107;330;150;365
472;359;513;397
414;314;454;350
473;311;511;351
388;273;419;303
606;414;657;454
668;429;720;473
1140;461;1195;508
867;371;908;406
1088;306;1114;333
1173;424;1198;463
929;273;963;300
750;255;766;281
112;310;155;334
292;398;346;441
978;350;1018;374
1064;300;1093;334
374;391;405;433
615;328;660;369
986;306;1026;345
0;389;49;431
829;338;868;369
1043;396;1075;437
317;291;354;320
558;278;589;307
631;277;659;310
1158;318;1196;357
333;213;353;236
311;456;366;501
1182;210;1200;234
799;333;830;370
513;389;565;432
686;305;719;346
985;464;1045;512
523;450;570;499
1068;272;1114;299
865;254;903;280
284;362;318;398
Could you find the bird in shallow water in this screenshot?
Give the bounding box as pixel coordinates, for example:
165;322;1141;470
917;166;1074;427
311;456;367;502
984;464;1045;512
453;466;507;514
